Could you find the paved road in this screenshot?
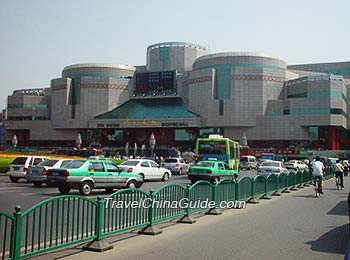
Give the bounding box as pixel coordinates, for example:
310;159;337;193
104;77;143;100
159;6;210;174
52;176;348;260
0;170;257;213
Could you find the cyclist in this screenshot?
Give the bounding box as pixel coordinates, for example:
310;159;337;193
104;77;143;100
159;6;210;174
312;156;325;194
335;160;344;189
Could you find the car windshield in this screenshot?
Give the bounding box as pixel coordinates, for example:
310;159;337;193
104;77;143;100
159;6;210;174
240;157;248;162
38;159;58;167
261;161;280;167
121;161;139;166
64;160;86;169
196;161;214;168
164;159;178;163
11;157;28;165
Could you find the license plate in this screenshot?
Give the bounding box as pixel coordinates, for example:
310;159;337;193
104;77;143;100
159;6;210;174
31;170;39;175
52;172;60;176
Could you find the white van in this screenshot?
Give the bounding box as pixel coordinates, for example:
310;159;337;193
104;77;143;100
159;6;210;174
240;156;258;170
8;156;48;182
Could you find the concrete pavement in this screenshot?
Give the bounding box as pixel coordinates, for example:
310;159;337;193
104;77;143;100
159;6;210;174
29;175;349;260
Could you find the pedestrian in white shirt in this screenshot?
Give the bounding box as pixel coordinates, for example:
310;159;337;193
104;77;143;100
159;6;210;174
311;156;325;194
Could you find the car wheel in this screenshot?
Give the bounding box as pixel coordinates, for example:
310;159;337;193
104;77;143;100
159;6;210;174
58;185;71;195
162;172;170;182
79;181;93;196
33;181;43;187
9;176;19;183
139;173;145;181
105;188;114;193
127;180;137;189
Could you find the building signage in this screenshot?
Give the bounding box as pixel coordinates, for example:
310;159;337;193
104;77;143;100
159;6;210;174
161;122;189;127
96;123;120;128
91;119;199;128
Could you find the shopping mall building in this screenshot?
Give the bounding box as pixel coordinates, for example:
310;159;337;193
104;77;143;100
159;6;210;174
4;42;350;150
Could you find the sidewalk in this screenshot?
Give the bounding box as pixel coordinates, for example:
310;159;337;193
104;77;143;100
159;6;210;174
30;177;349;260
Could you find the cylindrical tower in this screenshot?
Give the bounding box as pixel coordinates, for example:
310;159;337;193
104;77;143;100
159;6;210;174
146;42;207;72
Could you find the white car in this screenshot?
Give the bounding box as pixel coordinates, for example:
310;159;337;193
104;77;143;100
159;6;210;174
7;156;48;182
26;158;73;187
118;159;172;181
285;160;309;170
257;160;289;175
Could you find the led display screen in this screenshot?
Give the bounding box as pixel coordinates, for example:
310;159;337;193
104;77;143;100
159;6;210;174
135;70;176;94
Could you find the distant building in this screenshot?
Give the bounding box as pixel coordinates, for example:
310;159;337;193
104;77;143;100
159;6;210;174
5;41;350;150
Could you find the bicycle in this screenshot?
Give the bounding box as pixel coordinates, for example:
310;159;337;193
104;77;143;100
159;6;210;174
315;176;322;198
335;174;341;190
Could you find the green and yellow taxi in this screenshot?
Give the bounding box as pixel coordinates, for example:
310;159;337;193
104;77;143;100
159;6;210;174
46;159;143;195
188;160;237;184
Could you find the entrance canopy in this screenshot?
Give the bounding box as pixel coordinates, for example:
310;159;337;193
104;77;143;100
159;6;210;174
95;97;199;119
90;97;201;128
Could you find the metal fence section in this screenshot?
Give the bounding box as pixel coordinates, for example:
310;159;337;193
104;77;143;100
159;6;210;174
188;181;214;213
0;210;14;260
153;184;187;223
20;196;97;259
216;179;236;204
101;189;150;236
236;176;253;201
0;167;335;259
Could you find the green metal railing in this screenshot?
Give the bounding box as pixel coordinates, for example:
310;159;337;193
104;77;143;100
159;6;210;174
0;167;335;259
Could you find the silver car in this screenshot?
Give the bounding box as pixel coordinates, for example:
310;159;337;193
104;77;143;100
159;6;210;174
163;158;189;175
257;160;289;175
26;159;73;187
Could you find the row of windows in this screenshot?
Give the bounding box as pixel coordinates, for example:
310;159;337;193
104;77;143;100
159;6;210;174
8;103;48;109
7;116;49;121
280;108;347;116
286;91;346;100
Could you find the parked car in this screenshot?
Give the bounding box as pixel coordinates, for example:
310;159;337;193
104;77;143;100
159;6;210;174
26;159;73;187
257;160;289;175
163;157;189;175
240;156;258;170
7;156;48;183
285;160;308;171
141;156;161;165
188;160;237;184
118;159;172;181
46;159;143;195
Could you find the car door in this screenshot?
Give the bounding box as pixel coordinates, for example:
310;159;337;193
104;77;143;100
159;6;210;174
217;163;225;175
88;162;108;188
180;159;189;172
149;160;161;179
105;163;125;188
140;161;152;180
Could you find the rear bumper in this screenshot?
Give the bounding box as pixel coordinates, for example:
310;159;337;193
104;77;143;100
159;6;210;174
7;171;26;178
26;175;47;182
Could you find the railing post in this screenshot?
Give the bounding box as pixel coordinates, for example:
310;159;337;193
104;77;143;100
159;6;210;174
273;175;281;196
206;182;222;215
249;178;258;203
83;196;113;252
263;176;271;199
139;189;162;235
284;173;291;193
178;185;196;224
12;205;22;260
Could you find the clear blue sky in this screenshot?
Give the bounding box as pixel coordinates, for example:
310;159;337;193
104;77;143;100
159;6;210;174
0;0;349;108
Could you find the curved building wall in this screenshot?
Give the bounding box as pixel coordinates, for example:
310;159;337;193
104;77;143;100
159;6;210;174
62;63;135;78
146;42;207;72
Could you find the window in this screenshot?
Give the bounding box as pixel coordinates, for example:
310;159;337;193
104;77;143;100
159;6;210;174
149;161;159;168
164;159;177;163
121;161;139;166
224;164;230;170
219;100;224;115
33;158;43;166
218;163;224;170
180;159;185;163
141;161;150;167
11;157;28;165
61;160;72;167
91;162;104;172
65;160;86;169
39;159;58;167
105;163;119;172
283;109;290;115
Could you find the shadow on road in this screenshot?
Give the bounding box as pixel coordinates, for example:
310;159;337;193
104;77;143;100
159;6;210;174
306;223;348;255
327;201;348;216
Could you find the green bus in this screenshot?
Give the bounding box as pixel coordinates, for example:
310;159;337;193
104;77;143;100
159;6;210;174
195;135;240;172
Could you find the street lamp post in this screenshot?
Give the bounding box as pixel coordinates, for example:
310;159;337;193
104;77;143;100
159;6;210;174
12;134;18;148
149;133;156;157
76;133;82;149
